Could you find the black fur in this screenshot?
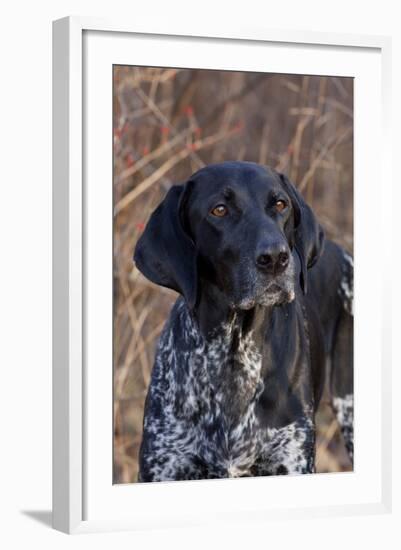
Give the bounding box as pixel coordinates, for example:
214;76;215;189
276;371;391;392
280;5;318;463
134;161;353;481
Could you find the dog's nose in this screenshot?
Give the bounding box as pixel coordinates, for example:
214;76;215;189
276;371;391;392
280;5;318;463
255;245;289;274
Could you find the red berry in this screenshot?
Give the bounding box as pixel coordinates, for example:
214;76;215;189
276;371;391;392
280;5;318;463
232;121;244;133
125;153;135;167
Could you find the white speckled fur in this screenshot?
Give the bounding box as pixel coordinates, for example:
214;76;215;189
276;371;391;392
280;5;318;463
339;252;353;316
332;394;354;460
139;299;315;481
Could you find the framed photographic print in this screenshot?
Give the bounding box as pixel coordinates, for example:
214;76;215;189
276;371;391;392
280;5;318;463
52;17;392;533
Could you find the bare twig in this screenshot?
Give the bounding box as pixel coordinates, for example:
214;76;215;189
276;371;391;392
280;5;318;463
298;126;352;192
114;129;240;215
115;127;194;185
135;87;205;168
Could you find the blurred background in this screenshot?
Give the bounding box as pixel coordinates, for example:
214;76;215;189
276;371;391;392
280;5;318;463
113;66;353;484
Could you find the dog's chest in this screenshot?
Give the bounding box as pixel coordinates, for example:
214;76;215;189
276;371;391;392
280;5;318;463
162;309;266;476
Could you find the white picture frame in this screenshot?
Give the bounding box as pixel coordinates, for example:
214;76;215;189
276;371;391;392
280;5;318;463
52;16;392;534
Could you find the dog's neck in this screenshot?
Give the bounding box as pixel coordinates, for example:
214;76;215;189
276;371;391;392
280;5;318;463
193;281;271;347
178;287;269;424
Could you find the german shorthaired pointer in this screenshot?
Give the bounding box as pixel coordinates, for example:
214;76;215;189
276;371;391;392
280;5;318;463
134;161;353;481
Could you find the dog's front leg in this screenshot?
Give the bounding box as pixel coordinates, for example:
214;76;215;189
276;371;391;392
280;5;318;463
253;415;315;476
138;417;206;482
139;449;205;482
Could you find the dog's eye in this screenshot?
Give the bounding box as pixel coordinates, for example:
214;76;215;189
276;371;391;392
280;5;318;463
210;204;228;217
275;200;287;213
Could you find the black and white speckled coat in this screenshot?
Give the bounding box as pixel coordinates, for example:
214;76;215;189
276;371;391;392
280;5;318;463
134;162;353;481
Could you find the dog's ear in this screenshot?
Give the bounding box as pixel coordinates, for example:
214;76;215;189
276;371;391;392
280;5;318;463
133;182;198;308
278;172;325;294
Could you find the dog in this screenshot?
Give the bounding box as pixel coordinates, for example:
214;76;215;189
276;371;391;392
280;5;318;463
134;161;353;481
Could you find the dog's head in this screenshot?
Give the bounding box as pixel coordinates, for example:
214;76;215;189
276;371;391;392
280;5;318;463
134;161;324;310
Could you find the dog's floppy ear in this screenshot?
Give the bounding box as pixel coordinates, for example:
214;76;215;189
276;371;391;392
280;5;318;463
133;182;198;308
279;172;325;294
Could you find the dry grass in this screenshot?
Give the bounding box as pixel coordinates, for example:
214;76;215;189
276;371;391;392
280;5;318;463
113;66;353;483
